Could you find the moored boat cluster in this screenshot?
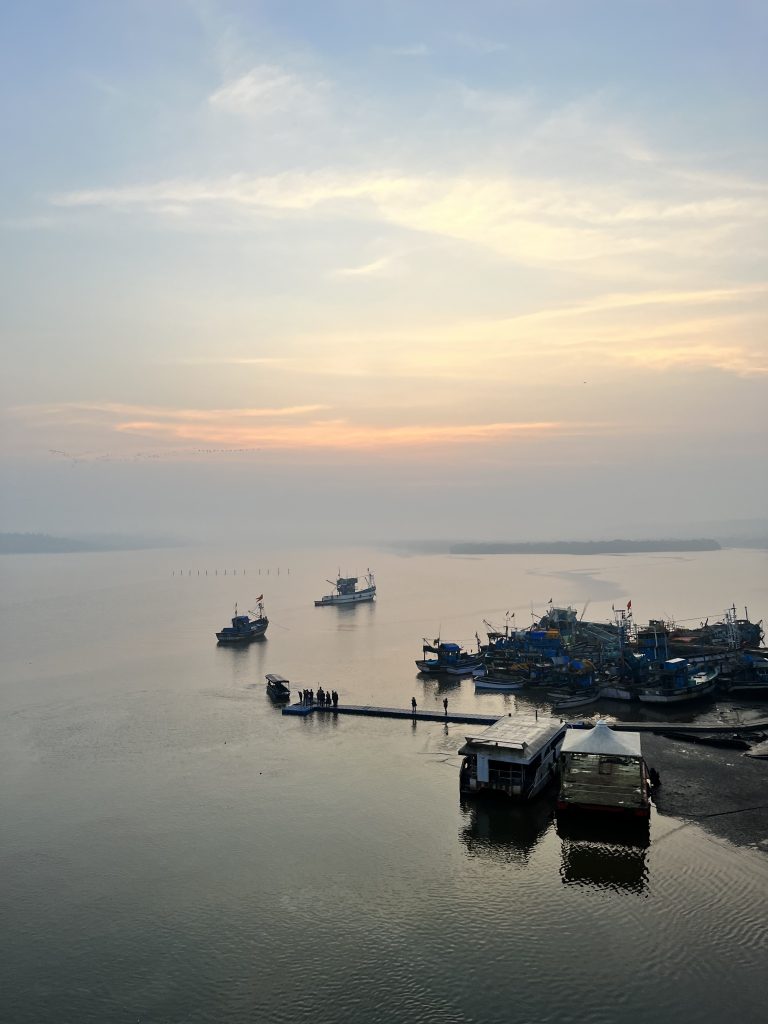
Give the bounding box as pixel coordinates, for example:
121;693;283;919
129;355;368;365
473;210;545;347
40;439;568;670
417;603;767;705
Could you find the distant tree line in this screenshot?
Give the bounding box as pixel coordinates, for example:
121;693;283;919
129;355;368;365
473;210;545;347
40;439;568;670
0;533;180;554
449;539;722;555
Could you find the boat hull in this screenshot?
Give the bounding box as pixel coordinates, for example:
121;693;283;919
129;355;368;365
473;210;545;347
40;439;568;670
637;681;716;703
314;587;376;606
216;622;268;644
474;677;525;691
552;692;601;712
416;658;482;675
724;682;768;696
444;660;483;676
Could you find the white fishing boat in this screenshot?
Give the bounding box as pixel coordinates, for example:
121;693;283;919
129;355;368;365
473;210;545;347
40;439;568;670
314;571;376;606
474;673;525;692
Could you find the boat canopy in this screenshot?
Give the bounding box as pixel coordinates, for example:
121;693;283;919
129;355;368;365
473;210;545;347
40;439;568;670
441;643;461;653
561;720;642;757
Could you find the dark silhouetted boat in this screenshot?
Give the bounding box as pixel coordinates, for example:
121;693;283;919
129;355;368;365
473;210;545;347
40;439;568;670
215;597;268;644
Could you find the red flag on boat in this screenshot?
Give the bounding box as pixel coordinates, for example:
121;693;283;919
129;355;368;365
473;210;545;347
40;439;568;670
627;600;632;610
256;594;263;602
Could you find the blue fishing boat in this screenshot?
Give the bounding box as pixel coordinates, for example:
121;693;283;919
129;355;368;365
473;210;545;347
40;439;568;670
216;597;268;644
416;640;483;676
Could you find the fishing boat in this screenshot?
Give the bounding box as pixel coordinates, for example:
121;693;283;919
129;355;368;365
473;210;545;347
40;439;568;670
556;720;652;819
265;673;291;700
474;672;525;692
720;651;768;695
459;714;567;800
637;660;718;704
416;641;483;676
314;571;376;606
215;597;268;644
551;689;602;713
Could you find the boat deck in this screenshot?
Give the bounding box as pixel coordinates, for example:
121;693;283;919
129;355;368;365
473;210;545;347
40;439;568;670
282;703;498;725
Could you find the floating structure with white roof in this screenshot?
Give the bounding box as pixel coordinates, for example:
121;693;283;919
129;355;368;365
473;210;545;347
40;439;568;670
556;720;652;818
458;714;567;800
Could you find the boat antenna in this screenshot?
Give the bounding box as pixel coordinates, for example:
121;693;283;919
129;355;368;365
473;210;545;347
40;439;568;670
580;600;590;621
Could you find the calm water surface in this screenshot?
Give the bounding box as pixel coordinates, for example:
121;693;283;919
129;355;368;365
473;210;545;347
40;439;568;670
1;546;767;1023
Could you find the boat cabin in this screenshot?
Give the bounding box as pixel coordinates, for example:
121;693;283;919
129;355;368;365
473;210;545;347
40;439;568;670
459;715;566;800
557;721;651;818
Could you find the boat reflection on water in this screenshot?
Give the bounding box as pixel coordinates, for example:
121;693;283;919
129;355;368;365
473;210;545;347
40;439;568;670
458;793;555;865
419;674;464;696
556;814;650;894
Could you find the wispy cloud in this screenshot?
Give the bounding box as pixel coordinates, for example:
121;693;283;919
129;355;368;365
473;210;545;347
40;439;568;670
208;64;328;117
52;166;768;273
7;401;581;454
10;402;330;424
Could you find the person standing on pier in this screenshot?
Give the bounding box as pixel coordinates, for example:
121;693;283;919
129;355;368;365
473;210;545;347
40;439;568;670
443;698;448;718
411;697;417;715
332;690;338;707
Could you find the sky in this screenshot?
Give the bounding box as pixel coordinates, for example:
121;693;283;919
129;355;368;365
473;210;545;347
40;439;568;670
1;0;766;543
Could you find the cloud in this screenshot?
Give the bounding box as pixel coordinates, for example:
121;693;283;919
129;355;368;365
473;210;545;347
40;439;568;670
114;417;568;450
7;400;578;454
52;166;768;272
10;401;330;424
208;64;328;117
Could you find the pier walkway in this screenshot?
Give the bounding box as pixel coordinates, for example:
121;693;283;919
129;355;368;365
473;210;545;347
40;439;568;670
282;703;497;726
589;719;768;735
282;702;768;735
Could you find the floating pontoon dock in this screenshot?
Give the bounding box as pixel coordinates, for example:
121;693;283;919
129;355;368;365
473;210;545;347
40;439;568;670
281;702;768;735
282;703;497;725
570;719;768;735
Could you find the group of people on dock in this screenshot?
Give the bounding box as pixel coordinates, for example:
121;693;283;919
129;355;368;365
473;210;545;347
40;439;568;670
298;687;338;708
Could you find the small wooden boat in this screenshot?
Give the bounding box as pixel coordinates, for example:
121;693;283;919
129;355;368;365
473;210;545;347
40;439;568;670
474;674;525;691
551;689;602;712
265;673;291;700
